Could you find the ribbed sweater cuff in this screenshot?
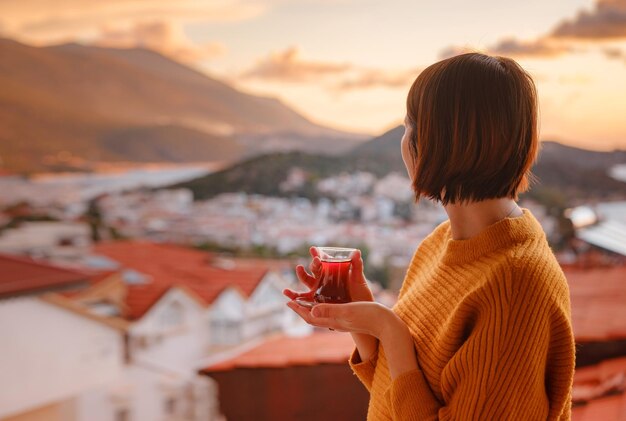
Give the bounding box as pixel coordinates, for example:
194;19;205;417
348;346;378;391
387;367;440;420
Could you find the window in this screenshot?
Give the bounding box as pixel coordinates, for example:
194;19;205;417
87;299;120;317
210;318;242;346
159;301;184;329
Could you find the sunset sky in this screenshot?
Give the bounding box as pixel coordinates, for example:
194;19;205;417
1;0;626;150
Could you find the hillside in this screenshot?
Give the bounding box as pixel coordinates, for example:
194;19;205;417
176;152;350;200
0;39;361;172
176;125;626;204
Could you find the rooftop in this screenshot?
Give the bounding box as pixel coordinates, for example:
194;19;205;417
577;220;626;257
202;331;355;372
565;265;626;342
0;253;88;298
93;241;271;319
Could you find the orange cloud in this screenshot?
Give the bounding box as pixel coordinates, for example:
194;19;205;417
0;0;264;45
439;0;626;60
242;46;420;92
95;21;225;63
242;46;352;82
551;0;626;39
334;68;420;92
440;37;580;60
603;46;626;62
489;38;578;58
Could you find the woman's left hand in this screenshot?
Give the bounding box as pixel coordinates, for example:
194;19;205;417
286;300;399;340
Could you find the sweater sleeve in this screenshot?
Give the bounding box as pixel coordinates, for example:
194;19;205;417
386;276;576;421
348;345;379;391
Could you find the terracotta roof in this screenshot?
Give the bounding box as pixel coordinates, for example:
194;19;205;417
59;270;119;298
565;266;626;342
0;253;89;298
202;332;355;372
572;356;626;421
93;241;270;320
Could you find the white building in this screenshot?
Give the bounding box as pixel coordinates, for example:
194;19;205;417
51;241;307;420
0;254;123;421
0;252;222;421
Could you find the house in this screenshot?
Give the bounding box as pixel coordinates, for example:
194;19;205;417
199;331;369;421
0;251;223;421
52;241;303;420
0;254;125;421
0;221;92;264
565;202;626;265
84;241;300;353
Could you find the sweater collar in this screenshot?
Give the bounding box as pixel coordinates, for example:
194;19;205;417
441;208;545;266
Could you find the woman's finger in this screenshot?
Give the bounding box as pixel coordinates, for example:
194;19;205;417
286;301;315;324
309;256;322;278
283;288;315;301
295;265;318;289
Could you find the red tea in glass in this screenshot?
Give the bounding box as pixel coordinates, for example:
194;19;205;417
296;247;354;307
315;258;351;303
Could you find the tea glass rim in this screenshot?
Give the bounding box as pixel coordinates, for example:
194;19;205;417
314;246;356;262
315;246;356;252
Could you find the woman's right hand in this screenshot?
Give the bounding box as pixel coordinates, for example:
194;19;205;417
283;246;374;303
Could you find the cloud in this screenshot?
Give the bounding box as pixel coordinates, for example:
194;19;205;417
602;46;626;62
95;21;226;63
551;0;626;39
242;46;352;82
603;46;625;58
438;45;480;59
489;38;577;58
242;46;419;92
439;0;626;60
334;68;420;92
439;37;579;60
0;0;265;45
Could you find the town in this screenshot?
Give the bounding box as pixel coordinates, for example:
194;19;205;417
1;168;625;420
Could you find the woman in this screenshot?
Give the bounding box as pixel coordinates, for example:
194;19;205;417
284;52;575;420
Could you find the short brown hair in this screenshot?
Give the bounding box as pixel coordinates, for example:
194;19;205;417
405;52;539;205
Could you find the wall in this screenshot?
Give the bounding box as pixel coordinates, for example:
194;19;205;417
205;363;369;421
129;288;208;373
0;297;123;419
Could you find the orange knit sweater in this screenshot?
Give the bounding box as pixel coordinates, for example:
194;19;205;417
349;209;576;420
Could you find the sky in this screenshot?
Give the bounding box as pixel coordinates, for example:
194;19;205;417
1;0;626;150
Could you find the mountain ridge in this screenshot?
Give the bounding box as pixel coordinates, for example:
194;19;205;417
173;125;626;205
0;38;363;172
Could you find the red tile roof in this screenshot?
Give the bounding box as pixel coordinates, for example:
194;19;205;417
565;266;626;342
0;253;88;298
572;356;626;421
203;332;355;372
59;270;119;298
93;241;270;320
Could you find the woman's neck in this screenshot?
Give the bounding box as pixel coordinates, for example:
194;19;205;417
443;198;523;240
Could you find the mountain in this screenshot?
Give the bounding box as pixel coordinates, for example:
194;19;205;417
0;39;362;172
175;125;626;204
350;126;405;175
